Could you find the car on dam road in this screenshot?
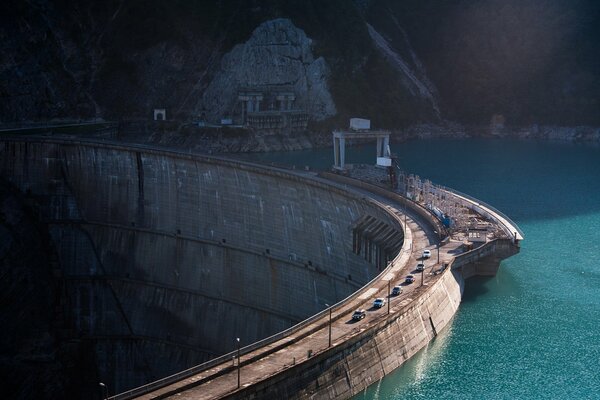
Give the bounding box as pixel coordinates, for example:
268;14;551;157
373;298;386;308
405;275;416;284
391;285;403;296
416;262;425;272
352;309;367;320
422;249;432;259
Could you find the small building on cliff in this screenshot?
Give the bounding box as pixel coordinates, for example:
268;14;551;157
236;86;309;134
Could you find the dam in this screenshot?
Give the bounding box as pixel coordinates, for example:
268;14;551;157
0;137;522;399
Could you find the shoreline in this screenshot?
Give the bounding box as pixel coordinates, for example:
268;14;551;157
1;121;598;155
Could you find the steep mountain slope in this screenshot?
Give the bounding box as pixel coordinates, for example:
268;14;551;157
1;0;598;127
368;0;600;125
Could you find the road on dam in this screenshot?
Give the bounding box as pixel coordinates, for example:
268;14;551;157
134;172;463;400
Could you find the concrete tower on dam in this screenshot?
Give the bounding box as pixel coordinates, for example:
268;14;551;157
0;137;522;399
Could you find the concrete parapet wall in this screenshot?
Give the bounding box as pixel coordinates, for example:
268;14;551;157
453;238;519;279
225;264;464;400
222;240;518;400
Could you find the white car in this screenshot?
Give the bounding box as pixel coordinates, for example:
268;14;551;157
416;262;425;272
422;249;431;259
373;298;386;308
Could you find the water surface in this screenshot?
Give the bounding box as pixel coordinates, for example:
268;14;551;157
239;139;600;399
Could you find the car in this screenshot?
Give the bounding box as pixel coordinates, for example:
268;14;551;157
422;250;432;259
405;274;415;284
373;298;386;308
352;309;366;320
391;285;402;296
416;262;425;272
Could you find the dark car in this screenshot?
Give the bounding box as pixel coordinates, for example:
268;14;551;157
352;309;367;320
392;285;403;296
405;275;415;284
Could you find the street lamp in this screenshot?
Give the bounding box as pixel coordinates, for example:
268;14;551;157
236;338;241;388
99;382;107;400
388;281;391;314
325;303;332;347
434;230;440;264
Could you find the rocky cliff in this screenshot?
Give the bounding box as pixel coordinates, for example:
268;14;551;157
201;19;336;123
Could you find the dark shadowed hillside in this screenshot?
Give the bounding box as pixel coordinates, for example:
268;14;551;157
0;0;598;127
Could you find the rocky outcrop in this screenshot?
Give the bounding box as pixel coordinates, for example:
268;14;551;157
1;1;598;128
199;18;336;123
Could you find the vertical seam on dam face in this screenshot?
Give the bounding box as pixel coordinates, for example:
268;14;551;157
428;316;437;337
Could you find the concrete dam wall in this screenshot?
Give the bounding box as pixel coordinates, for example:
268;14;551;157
0;139;403;394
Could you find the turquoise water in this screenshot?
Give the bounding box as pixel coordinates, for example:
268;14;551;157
238;139;600;399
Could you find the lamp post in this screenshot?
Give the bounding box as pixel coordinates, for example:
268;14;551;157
99;382;107;400
433;230;440;264
437;230;441;264
387;281;391;314
325;303;332;347
236;338;241;388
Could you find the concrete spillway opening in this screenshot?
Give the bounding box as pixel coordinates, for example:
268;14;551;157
0;140;404;398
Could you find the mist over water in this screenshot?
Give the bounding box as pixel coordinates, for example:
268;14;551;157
239;139;600;399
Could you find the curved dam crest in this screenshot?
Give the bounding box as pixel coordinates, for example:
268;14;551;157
0;138;520;399
0;138;403;395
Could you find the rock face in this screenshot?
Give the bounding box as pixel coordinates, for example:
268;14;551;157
366;22;440;117
199;19;336;123
1;1;598;128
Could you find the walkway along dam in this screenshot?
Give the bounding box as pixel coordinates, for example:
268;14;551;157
0;137;522;399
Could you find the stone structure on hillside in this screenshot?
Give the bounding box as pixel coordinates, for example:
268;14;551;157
200;18;336;133
237;86;308;132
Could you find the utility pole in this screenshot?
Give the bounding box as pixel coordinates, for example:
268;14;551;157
325;303;332;347
387;281;391;314
236;338;241;388
99;382;107;400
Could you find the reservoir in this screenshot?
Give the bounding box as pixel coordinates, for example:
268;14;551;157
238;138;600;399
